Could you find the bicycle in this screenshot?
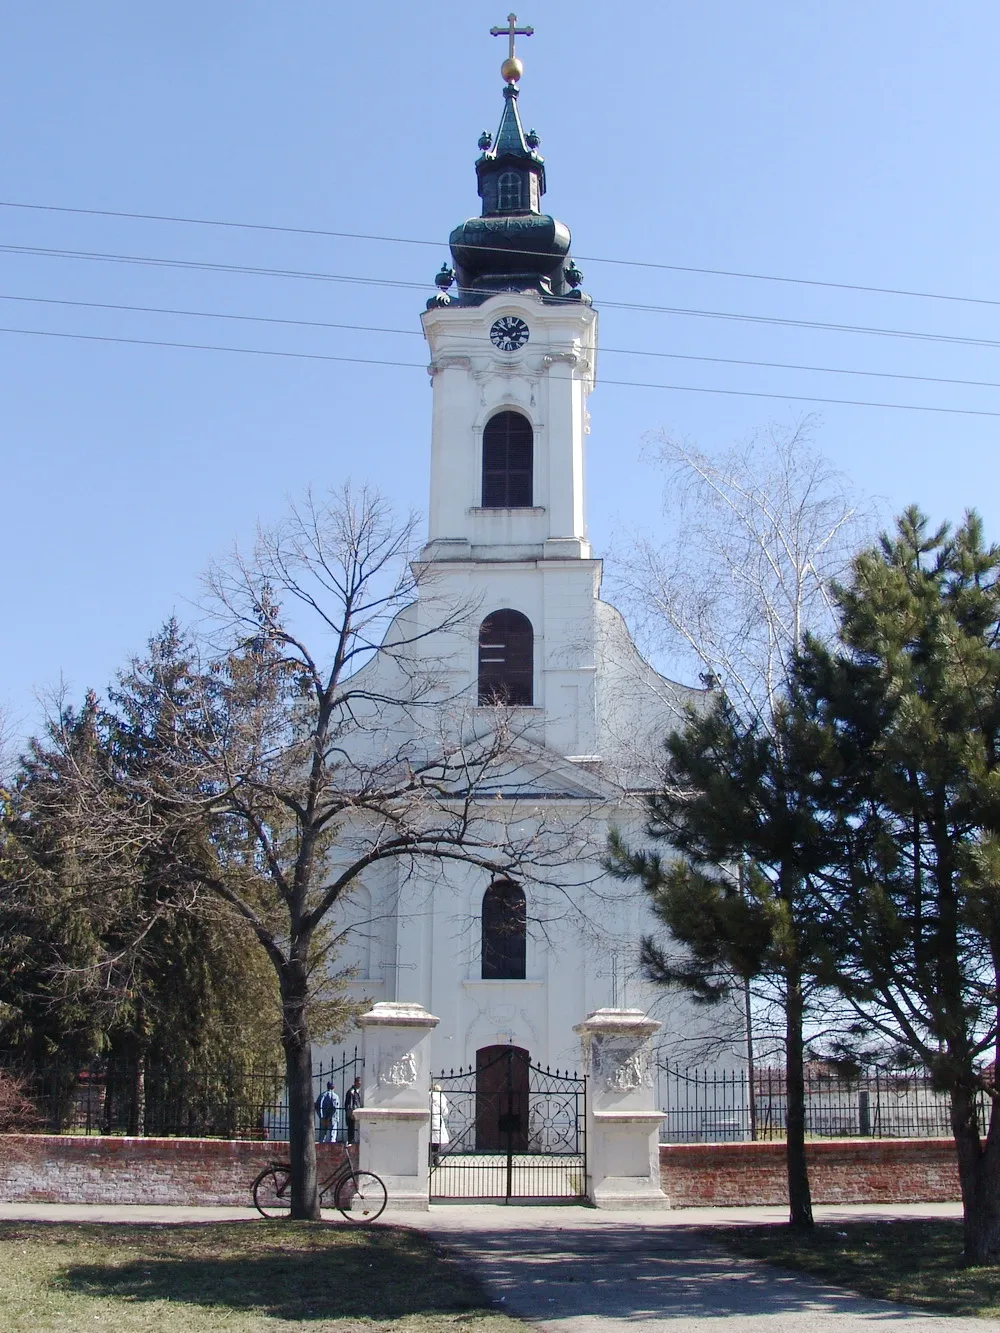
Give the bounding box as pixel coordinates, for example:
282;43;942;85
251;1156;388;1222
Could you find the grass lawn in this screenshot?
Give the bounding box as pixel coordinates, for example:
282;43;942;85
0;1220;527;1332
707;1218;1000;1319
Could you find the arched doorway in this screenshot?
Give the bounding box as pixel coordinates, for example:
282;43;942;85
475;1045;529;1151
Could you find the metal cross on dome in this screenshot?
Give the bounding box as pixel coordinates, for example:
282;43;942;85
490;12;534;62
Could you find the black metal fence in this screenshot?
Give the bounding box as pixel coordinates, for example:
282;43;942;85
429;1050;586;1202
656;1062;984;1143
9;1049;361;1141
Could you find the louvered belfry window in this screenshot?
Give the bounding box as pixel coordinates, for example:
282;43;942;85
478;609;533;706
481;880;527;979
482;411;533;508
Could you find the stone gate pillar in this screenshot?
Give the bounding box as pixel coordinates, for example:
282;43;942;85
355;1001;438;1211
575;1008;669;1209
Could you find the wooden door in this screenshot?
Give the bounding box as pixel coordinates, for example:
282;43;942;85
475;1045;530;1151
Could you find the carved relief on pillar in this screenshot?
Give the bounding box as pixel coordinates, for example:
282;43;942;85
377;1047;419;1087
591;1034;652;1092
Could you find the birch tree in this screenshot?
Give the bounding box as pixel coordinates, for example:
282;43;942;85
614;421;873;731
608;421;874;1229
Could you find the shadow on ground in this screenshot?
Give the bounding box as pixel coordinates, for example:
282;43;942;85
434;1223;933;1323
17;1220;488;1324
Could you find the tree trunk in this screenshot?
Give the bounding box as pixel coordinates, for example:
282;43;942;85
784;971;813;1229
128;1063;146;1138
952;1085;1000;1263
744;979;758;1142
281;960;319;1221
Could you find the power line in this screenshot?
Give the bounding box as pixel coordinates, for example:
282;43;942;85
4;240;1000;352
0;291;425;340
3;196;998;312
0;241;429;293
0;323;423;371
616;345;1000;392
6;290;1000;394
5;321;1000;418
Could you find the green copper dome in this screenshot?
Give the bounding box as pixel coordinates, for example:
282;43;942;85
445;81;586;306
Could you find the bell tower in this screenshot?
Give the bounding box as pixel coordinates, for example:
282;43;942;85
417;19;601;758
420;24;597;567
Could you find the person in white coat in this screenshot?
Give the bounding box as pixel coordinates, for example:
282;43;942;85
430;1083;450;1166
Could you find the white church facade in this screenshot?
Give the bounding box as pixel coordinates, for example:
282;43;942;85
324;35;741;1087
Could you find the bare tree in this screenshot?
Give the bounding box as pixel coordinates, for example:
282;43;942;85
75;485;594;1219
606;421;877;1226
612;420;876;733
608;420;878;1058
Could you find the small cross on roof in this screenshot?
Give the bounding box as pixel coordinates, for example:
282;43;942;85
490;12;534;62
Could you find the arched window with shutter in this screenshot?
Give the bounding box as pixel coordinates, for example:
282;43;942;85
482;411;533;509
481;881;527;980
478;609;533;706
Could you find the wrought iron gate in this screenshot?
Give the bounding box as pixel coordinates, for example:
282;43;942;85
429;1046;586;1202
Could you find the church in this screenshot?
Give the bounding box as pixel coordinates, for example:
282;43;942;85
324;22;740;1087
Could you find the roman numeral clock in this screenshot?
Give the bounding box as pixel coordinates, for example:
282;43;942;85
490;315;530;351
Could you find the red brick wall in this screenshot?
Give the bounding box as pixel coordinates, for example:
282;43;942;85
0;1134;960;1208
0;1136;351;1206
660;1137;960;1207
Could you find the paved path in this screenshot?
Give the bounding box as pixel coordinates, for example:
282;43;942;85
0;1201;992;1331
405;1203;991;1333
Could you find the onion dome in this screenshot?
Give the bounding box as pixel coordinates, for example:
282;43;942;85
445;60;586;306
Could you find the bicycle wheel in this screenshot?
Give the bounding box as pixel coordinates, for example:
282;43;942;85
252;1165;292;1218
334;1169;387;1223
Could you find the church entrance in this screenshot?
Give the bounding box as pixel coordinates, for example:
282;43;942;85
475;1044;529;1151
429;1045;586;1203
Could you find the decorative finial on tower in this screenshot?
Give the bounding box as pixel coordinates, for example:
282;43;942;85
426;261;456;309
490;12;533;84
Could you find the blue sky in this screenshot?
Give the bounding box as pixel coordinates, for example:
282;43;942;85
4;1;1000;739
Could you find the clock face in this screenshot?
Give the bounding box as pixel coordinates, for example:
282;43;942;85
490;316;530;352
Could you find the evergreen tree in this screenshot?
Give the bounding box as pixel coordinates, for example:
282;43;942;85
0;625;282;1099
793;508;1000;1263
0;695;108;1067
608;696;827;1230
105;619;282;1074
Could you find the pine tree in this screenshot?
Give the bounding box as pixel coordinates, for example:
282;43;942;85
608;696;827;1229
793;508;1000;1263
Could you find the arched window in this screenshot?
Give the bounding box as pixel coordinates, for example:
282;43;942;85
498;171;523;210
482;411;533;508
481;881;527;979
478;609;533;706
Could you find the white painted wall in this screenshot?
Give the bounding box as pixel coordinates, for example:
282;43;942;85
317;288;743;1079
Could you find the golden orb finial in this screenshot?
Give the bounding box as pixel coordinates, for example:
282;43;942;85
501;55;523;83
